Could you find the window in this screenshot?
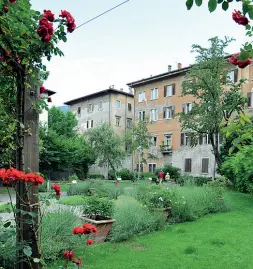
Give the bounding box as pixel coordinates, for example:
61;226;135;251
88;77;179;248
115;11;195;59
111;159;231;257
247;89;253;107
182;103;193;114
77;107;81;117
150;109;158;121
98;100;103;110
115;116;121;127
138;111;145;121
149;163;157;173
126;118;132;128
164;84;175;97
136;164;143;172
128;103;132;111
86;120;93;129
163;105;175;119
88;103;93;112
184;158;192;173
164;134;172;146
181;132;192;146
150;88;158;100
228;69;238;83
116;100;121;109
138;91;146;102
149;136;157;147
201;158;209;174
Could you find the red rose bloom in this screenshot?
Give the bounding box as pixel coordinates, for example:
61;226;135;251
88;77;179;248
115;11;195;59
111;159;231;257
86;239;94;245
67;23;76;33
37;17;54;43
40;85;46;94
74;258;82;266
60;10;76;33
229;53;251;69
72;227;84;235
43;10;55;22
82;223;97;234
232;10;249;26
0;167;26;185
63;250;75;261
24;173;44;186
51;183;61;196
3;5;8;13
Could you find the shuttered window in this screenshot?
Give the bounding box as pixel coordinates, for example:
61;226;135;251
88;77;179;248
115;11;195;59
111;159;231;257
163;105;175;119
184;158;192;173
164;84;176;97
201;158;209;174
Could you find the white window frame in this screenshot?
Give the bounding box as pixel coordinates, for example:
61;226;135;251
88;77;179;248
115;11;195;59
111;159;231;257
115;116;121;127
116;100;121;109
98;100;103;110
164;134;172;146
165;106;174;119
150;88;158;100
150;109;158;122
87;120;93;129
88;103;93;113
165;84;174;97
126;118;132;128
138;111;145;121
149;135;158;147
138;91;146;102
183;103;193;114
148;163;157;173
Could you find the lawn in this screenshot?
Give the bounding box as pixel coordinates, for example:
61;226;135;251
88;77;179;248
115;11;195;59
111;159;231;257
46;191;253;269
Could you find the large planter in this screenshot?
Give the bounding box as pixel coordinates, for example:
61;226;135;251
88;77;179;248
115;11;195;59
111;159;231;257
150;207;171;218
80;215;116;242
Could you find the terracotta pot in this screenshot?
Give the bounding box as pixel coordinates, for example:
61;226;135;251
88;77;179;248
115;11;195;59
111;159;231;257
151;207;171;218
80;216;116;242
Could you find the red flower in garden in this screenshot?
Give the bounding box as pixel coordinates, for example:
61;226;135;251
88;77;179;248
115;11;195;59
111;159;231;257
43;10;55;22
9;0;16;3
51;183;61;196
63;250;75;261
37;17;54;43
82;223;98;234
229;53;251;69
40;85;46;94
60;10;76;33
86;239;94;245
24;173;45;186
232;10;249;26
47;97;52;103
74;258;82;266
3;5;8;13
72;227;85;235
0;167;25;185
67;23;76;33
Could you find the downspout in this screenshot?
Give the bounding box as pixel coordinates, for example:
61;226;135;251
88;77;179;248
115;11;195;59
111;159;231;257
132;87;135;172
109;91;111;126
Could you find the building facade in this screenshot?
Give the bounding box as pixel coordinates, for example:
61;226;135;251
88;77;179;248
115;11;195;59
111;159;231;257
127;63;253;177
64;88;134;176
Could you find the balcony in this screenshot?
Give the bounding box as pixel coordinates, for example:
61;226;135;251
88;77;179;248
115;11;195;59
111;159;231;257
160;144;172;154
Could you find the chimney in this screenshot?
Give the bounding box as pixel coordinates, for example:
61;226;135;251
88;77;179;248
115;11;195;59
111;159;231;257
168;65;172;72
177;63;182;69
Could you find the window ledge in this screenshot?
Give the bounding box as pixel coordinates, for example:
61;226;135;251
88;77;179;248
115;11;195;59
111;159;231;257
150;98;158;101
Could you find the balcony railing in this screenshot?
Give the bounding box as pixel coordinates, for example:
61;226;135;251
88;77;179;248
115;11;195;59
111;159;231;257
160;145;172;154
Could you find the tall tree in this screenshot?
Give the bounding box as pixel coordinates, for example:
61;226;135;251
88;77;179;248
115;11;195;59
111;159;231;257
178;37;247;168
86;123;126;178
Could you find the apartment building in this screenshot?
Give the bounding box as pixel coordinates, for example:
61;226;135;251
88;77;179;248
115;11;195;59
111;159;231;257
127;63;253;177
64;88;134;176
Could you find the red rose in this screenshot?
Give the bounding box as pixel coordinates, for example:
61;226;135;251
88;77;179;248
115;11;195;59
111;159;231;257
24;173;44;186
42;34;52;43
37;25;49;38
229;53;251;69
3;5;8;13
60;10;76;33
39;17;50;26
86;239;94;245
82;223;97;234
47;97;52;102
232;10;249;26
67;22;76;33
43;10;55;22
238;59;251;68
37;18;54;43
40;85;46;94
74;258;82;266
72;227;84;235
63;250;75;261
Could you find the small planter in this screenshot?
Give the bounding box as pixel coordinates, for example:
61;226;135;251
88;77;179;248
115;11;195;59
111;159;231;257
151;207;171;218
80;215;116;242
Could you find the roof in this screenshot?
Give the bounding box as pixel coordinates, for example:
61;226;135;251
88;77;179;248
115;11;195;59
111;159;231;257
64;88;134;105
46;89;56;96
127;66;190;88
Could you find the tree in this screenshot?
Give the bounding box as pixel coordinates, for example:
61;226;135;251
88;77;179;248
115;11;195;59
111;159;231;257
186;0;253;66
177;37;247;169
40;107;95;179
86;123;126;178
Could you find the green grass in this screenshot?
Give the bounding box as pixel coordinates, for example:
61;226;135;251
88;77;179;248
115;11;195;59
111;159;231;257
46;191;253;269
59;195;84;205
0;203;13;213
0;187;15;194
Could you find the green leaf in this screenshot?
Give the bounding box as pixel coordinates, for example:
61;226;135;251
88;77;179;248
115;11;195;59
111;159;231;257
217;0;223;3
19;122;25;128
23;246;32;257
45;199;50;206
239;51;249;61
208;0;217;12
243;2;250;15
186;0;194;10
56;195;60;200
3;221;11;228
248;7;253;20
27;211;36;217
222;1;229;11
195;0;202;6
33;258;40;263
62;36;67;42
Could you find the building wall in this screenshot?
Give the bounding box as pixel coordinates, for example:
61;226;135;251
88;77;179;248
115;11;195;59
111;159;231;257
133;64;253;176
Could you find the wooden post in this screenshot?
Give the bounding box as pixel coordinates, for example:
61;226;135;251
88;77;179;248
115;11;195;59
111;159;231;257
16;73;39;269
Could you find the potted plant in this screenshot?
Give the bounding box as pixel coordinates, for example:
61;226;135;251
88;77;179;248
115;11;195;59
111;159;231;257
80;196;115;242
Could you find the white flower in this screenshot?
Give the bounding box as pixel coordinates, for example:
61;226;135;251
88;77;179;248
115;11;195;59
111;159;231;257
159;197;163;202
72;180;77;184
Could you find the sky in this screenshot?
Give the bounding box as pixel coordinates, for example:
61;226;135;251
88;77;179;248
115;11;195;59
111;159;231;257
31;0;248;106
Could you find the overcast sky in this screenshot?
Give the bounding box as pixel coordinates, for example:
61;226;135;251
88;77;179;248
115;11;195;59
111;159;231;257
31;0;247;106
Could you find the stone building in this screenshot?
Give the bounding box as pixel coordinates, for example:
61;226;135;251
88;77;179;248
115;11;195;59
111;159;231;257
127;63;253;177
64;88;134;176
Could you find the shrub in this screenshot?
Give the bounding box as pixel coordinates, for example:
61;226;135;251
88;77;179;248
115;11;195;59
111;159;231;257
67;181;91;196
108;169;115;180
59;195;84;205
38;180;48;192
69;174;79;182
117;169;134;181
177;176;210;186
109;196;166;242
0;203;12;213
89;180;124;199
88;173;105;180
140;172;155;179
155;164;181;180
169;186;230;223
82;196;115;218
206;177;227;196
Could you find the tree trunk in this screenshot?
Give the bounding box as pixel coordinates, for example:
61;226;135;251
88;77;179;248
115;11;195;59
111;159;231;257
210;132;221;172
16;68;39;269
